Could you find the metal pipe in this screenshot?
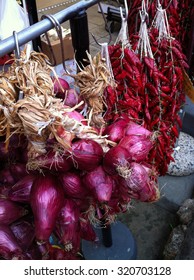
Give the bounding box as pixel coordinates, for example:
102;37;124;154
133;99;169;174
25;0;41;51
0;0;99;57
70;10;90;68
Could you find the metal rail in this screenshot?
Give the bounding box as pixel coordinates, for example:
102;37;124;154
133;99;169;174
0;0;99;57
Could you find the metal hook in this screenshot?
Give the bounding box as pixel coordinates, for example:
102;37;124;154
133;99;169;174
13;31;24;100
140;0;149;22
41;14;69;74
122;0;129;22
13;31;21;60
91;1;112;46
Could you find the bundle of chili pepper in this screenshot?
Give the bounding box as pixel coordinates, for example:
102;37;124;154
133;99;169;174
107;1;188;175
127;0;194;57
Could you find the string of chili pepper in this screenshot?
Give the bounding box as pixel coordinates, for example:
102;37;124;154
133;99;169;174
105;1;190;175
105;44;144;123
127;0;194;56
144;22;188;174
122;4;188;175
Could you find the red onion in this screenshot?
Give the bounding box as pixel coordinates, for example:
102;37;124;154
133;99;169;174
56;125;74;147
25;241;42;260
103;145;132;176
30;174;64;242
123;162;149;191
59;171;87;199
49;246;80;260
138;180;160;202
0;167;15;185
0;185;12;198
119;135;153;162
125;121;152;137
80;218;97;241
0;224;23;259
103;119;128;143
10;218;35;251
55;199;80;253
120;162;159;202
72;139;103;171
63;88;79;107
82;166;114;203
53;77;69;98
65;110;88;125
28;150;73;173
10;163;28;182
8;174;35;203
0;198;27;225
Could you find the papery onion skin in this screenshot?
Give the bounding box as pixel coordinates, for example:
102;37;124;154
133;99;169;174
125;121;152;137
10;163;28;182
53;77;70;98
28;150;73;173
10;218;35;251
0;198;27;225
120;162;160;202
122;162;149;191
72;139;103;171
103;119;128;143
59;171;87;199
82;166;114;203
0;224;23;259
119;135;153;162
79;218;97;242
30;174;64;242
63;88;79;108
0;168;15;186
103;145;132;176
65;110;88;125
55;199;80;253
8;174;35;203
0;185;12;198
25;241;43;260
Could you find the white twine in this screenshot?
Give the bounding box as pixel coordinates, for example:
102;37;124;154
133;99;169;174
100;42;114;81
136;10;154;59
151;0;172;41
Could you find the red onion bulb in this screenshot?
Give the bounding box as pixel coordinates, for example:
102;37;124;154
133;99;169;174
30;174;64;242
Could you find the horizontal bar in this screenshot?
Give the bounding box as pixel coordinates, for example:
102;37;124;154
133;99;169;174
0;0;99;57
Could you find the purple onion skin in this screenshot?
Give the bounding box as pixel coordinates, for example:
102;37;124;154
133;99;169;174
30;174;64;242
55;199;80;253
125;162;149;191
83;166;114;203
25;241;43;260
31;150;73;173
103;119;128;143
0;198;27;225
72;139;103;171
103;145;131;175
58;171;87;199
0;224;23;259
10;163;28;182
0;168;15;185
63;88;79;108
80;218;97;242
125;121;152;137
10;218;35;251
8;174;35;203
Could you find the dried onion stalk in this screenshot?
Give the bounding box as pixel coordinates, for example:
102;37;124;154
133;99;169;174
73;51;116;128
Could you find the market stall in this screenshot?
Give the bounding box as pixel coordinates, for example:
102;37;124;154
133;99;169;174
0;0;193;260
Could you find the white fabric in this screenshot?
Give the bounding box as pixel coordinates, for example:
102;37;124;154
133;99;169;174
0;0;29;40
